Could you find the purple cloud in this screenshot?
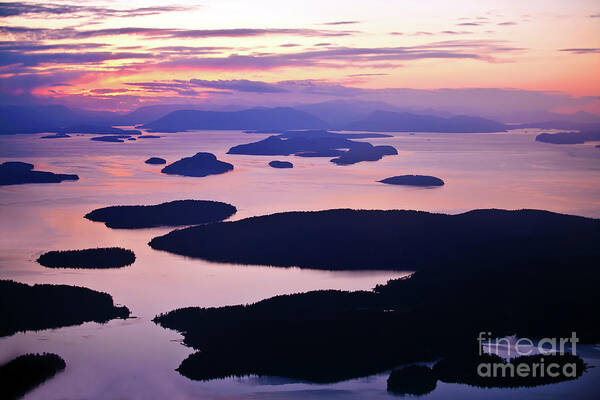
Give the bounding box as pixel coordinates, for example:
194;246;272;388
157;41;524;70
188;79;289;93
0;41;106;51
348;73;389;77
0;26;358;40
0;2;194;19
440;31;473;35
559;48;600;54
0;50;153;67
321;21;360;25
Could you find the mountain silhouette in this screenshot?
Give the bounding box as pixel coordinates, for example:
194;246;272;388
346;110;508;132
142;107;328;132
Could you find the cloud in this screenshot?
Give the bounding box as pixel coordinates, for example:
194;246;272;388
123;81;202;96
0;40;106;51
457;22;482;26
0;2;194;19
188;79;289;93
148;46;230;55
0;26;358;40
0;50;153;67
314;42;332;46
125;79;289;95
89;88;130;94
0;69;86;98
440;31;473;35
559;48;600;54
321;21;360;25
154;40;523;70
498;21;517;26
347;73;389;77
389;32;404;36
589;13;600;18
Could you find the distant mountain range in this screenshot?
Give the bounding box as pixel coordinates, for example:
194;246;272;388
345;110;508;133
295;100;454;126
142;107;328;132
1;102;599;135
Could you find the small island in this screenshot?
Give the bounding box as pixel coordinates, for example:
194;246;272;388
145;157;167;165
379;175;445;187
138;135;161;139
85;200;237;229
0;353;66;400
161;152;233;177
387;365;437;395
0;161;78;186
0;280;130;337
269;160;293;169
91;135;132;143
535;130;600;144
40;133;70;139
37;247;136;269
386;353;587;395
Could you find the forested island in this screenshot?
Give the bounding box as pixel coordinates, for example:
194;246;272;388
149;208;597;270
0;162;78;186
145;157;166;165
152;208;599;383
37;247;136;269
379;175;445;187
91;135;132;143
161;152;233;177
41;133;70;139
85;200;236;229
0;280;130;337
269;161;293;168
0;353;66;400
535;130;600;144
227;130;397;166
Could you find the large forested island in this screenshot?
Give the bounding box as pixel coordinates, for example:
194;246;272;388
85;200;237;229
149;208;598;270
153;208;598;383
37;247;136;269
0;162;78;186
0;280;130;337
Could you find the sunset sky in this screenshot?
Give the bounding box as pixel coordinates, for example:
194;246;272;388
1;0;599;115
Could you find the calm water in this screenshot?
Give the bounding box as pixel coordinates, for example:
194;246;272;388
1;129;599;399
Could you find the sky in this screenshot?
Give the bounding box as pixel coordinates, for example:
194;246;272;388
0;0;599;115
